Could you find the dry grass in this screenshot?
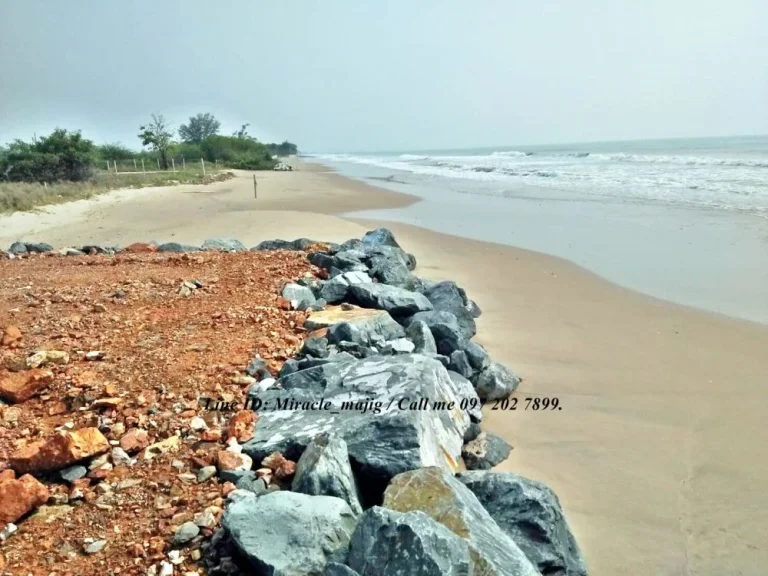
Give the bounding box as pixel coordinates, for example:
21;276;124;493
0;169;234;214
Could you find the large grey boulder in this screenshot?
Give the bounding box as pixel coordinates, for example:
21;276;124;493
222;491;358;575
347;507;474;576
383;467;539;576
23;242;54;253
201;237;246;252
449;350;474;380
252;238;316;251
349;283;433;316
292;432;363;515
9;242;27;255
461;432;512;470
157;242;201;253
282;282;316;307
475;363;521;401
306;308;405;343
407;311;463;356
406;320;438;354
458;472;587;576
319;271;372;304
368;255;412;287
361;228;400;248
243;355;471;501
423;281;477;339
447;371;482;423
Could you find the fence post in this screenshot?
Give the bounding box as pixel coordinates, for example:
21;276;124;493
215;159;219;169
182;156;186;170
134;159;137;170
253;174;257;199
172;158;176;172
201;158;206;176
157;157;160;169
142;158;145;173
106;161;110;172
114;160;118;174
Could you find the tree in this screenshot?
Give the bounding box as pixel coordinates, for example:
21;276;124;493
0;129;95;182
179;113;221;144
233;123;252;140
138;114;173;169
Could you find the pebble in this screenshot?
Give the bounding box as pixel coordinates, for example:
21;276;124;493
193;508;216;529
173;521;200;545
196;466;216;483
83;539;107;554
111;446;133;467
189;416;207;431
60;464;87;483
168;549;183;564
0;523;18;542
159;561;174;576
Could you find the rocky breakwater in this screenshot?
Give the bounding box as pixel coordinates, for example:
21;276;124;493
203;228;587;575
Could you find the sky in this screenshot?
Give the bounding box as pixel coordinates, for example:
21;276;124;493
1;0;767;153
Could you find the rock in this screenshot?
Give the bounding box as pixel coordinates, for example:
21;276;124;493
245;356;272;380
383;467;538;576
327;322;367;347
458;471;587;576
62;247;86;256
217;451;253;473
475;363;521;402
120;429;150;453
449;350;474;380
197;466;217;483
194;508;217;530
349;283;433;316
407;311;463;356
292;432;362;515
156;242;201;253
222;491;358;574
463;422;483;444
0;522;18;541
326;563;361;576
0;369;54;403
9;242;27;255
405;319;438;354
461;433;512;470
319;271;372;304
281;283;316;308
301;336;329;359
226;410;256;443
361;228;401;248
201;237;246;252
123;242;157;253
309;308;405;345
380;338;415;355
459;340;490;371
347;506;473;576
0;474;49;527
174;521;200;545
1;325;22;347
24;242;54;253
446;371;483;423
59;465;88;483
368;255;412;287
84;539;107;554
252;238;317;251
10;428;110;474
423;281;477;339
81;245;117;255
236;475;268;496
142;436;181;460
189;416;207;431
244;355;471;503
110;447;133;467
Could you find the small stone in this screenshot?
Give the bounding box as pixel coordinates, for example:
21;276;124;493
217;451;252;472
0;369;54;403
0;523;18;542
197;466;217;483
189;416;207;432
193;508;216;529
167;549;182;564
120;428;150;453
159;561;174;576
10;428;110;474
173;521;200;545
111;447;133;467
60;465;87;483
1;325;22;347
84;539;107;554
225;410;256;443
85;351;105;361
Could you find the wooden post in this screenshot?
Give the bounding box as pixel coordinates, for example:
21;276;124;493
141;158;145;173
44;182;48;190
114;160;118;174
106;161;110;172
157;157;160;169
253;174;257;199
182;156;186;170
201;158;206;176
134;159;137;170
172;158;176;172
215;159;219;169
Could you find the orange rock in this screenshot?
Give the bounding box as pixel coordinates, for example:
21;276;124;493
276;297;292;311
90;397;123;409
1;325;22;347
261;451;296;479
123;242;157;253
0;474;49;527
0;470;15;481
119;428;150;454
10;428;110;474
308;328;329;339
201;429;222;442
221;481;237;497
48;401;69;416
217;450;251;472
225;410;256;443
0;369;54;403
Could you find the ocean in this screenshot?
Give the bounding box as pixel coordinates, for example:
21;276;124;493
311;136;768;324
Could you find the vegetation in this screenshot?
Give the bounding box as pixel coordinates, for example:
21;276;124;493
179;113;221;143
266;141;298;157
138;114;174;169
0;129;96;182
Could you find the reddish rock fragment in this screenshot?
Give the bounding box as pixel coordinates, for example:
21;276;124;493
123;242;157;253
10;427;110;474
0;369;54;403
1;325;22;347
0;474;49;528
225;410;256;443
119;429;150;454
261;451;296;480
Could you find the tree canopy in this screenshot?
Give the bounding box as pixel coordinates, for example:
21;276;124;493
179;113;221;143
138;114;174;169
0;129;96;182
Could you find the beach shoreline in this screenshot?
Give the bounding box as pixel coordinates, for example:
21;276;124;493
2;163;767;574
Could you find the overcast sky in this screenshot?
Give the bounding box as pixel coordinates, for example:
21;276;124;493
1;0;766;152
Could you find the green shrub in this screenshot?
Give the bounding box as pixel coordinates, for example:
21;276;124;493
96;142;135;161
266;141;298;157
199;135;276;170
0;129;96;182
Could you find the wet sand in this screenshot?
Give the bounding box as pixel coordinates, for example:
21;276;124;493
2;164;767;575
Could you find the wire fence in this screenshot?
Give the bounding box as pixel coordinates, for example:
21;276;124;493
101;157;223;175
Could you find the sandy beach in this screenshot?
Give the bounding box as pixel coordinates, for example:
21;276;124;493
2;164;767;575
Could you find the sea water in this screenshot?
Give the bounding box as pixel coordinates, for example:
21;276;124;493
312;136;768;324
